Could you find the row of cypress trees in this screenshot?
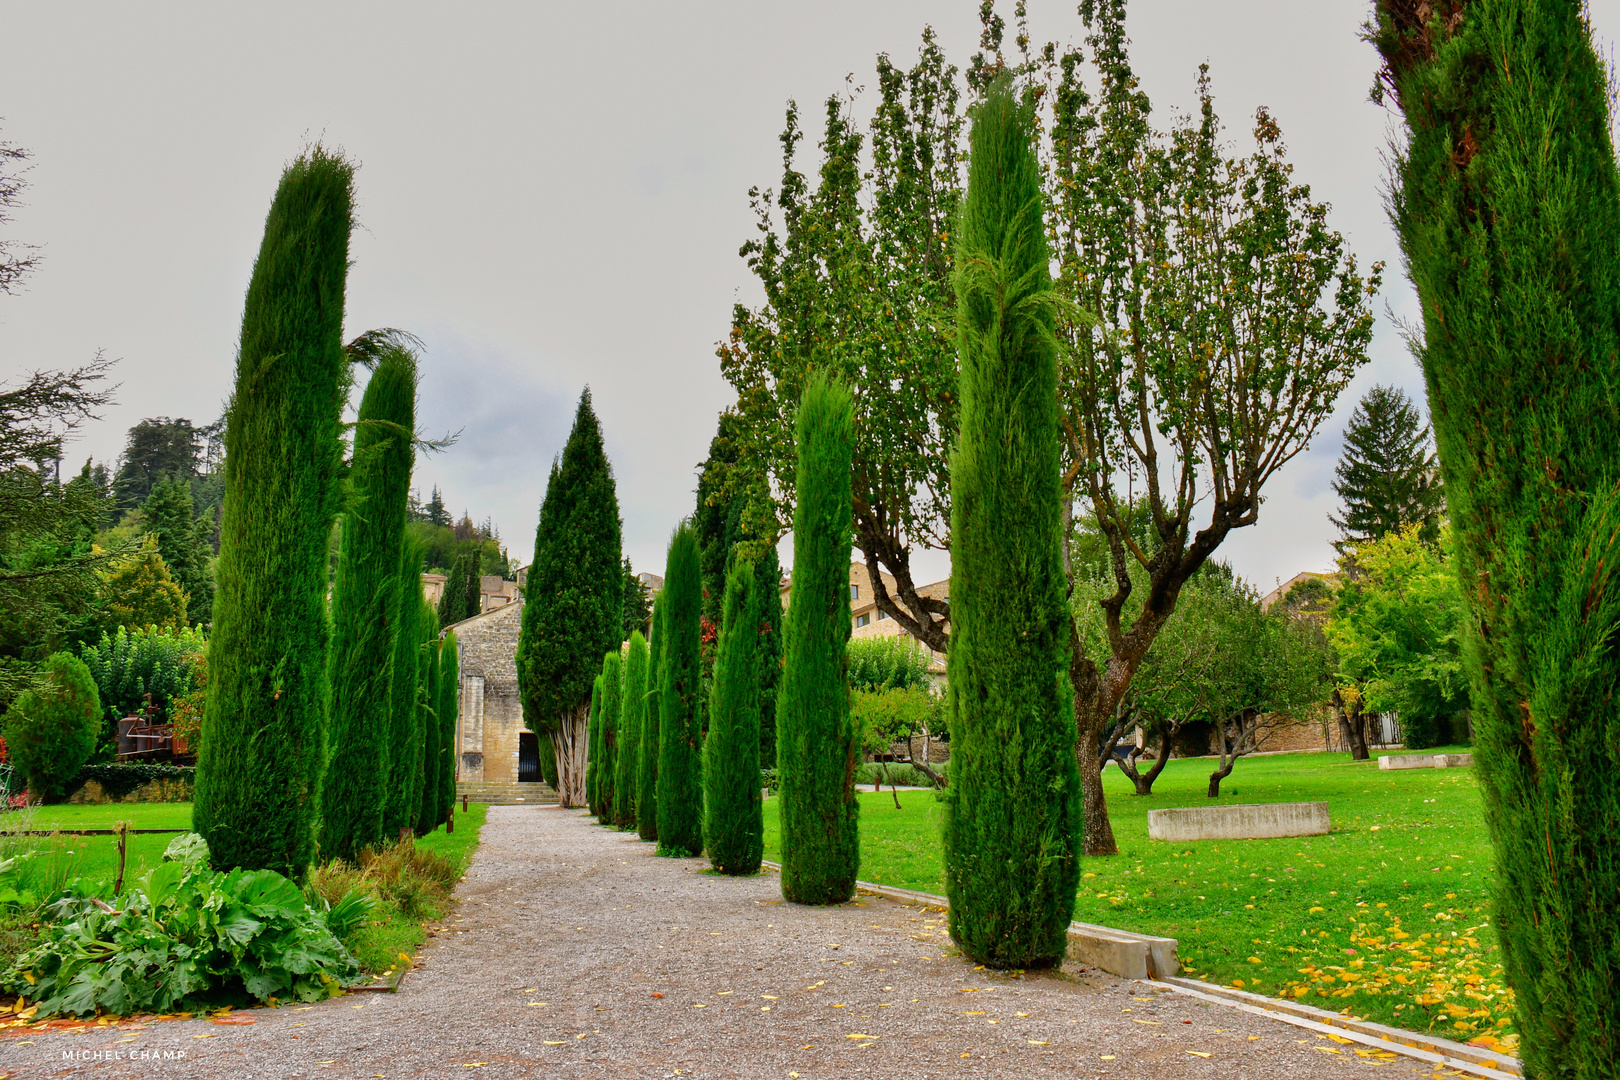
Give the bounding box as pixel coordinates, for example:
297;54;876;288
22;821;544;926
193;148;459;876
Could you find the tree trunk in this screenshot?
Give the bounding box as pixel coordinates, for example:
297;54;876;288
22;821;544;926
1134;726;1172;796
1207;759;1235;798
553;706;588;807
1074;715;1119;856
1348;709;1370;760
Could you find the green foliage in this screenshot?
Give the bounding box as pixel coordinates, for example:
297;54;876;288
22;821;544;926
776;374;859;904
941;80;1080;969
67;762;195;802
621;558;651;642
586;674;604;815
435;630;458;826
1330;385;1443;549
321;345;416;862
2;652;101;803
594;651;620;823
100;537;188;634
655;523;703;857
111;417;206;513
437;545;481;627
79;624;205;731
637;591;665;842
751;543;783;770
852;687;934;759
1327;526;1468;750
1371;1;1620;1070
414;610;441;837
381;538;426;838
514;390;623;807
846;636;931;693
140;476;214;626
194;147;354;877
5;848;359;1016
613;632;647;829
704;558;764;875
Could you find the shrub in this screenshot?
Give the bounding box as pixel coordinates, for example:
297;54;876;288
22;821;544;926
79;625;204;732
847;635;932;692
2;653;101;803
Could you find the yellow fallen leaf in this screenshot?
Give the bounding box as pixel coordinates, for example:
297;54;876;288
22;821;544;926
1315;1046;1342;1054
193;1034;217;1040
846;1033;876;1039
963;1011;985;1016
527;1002;546;1007
692;1004;707;1009
543;1041;566;1045
1132;1018;1161;1025
462;1064;487;1068
1100;1056;1116;1061
1187;1050;1212;1058
1028;1040;1049;1046
523;989;538;994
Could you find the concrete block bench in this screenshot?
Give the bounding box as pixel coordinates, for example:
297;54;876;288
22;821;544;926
1147;801;1331;842
1379;753;1473;770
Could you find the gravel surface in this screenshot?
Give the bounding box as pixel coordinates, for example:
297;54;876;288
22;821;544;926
0;806;1431;1078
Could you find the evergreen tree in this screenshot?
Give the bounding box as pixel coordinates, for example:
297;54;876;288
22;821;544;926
438;545;482;626
437;629;458;823
382;537;425;837
637;590;666;841
776;373;860;904
141;476;213;625
703;556;764;875
320;345;416;862
586;674;604;816
194;147;354;876
101;538;188;634
942;80;1081;969
596;650;621;823
425;486;450;527
414;607;441;836
514;390;623;807
750;540;783;770
1330;385;1442;549
621;558;651;641
614;630;648;829
655;523;703;856
1371;3;1620;1072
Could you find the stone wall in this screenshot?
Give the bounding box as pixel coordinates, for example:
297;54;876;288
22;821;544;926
450;601;527;784
68;778;194;804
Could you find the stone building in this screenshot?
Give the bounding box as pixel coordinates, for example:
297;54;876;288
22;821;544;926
779;561;948;680
445;599;540;785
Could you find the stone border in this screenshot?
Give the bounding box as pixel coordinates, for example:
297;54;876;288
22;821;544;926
1147;801;1331;842
1379;753;1474;770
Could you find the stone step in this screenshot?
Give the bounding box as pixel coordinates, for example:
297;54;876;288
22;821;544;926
455;781;559;806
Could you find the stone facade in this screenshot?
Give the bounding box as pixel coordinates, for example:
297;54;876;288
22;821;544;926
447;600;528;784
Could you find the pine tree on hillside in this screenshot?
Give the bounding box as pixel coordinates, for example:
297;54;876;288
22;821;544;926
614;630;648;829
1371;2;1620;1071
194;147;354;876
439;546;482;626
426;486;450;527
655;523;703;856
1330;385;1442;549
596;650;621;824
776;373;860;905
141;476;213;626
514;390;623;808
703;556;764;875
437;629;459;823
383;537;426;837
637;590;666;842
942;80;1080;969
320;344;417;861
415;606;442;836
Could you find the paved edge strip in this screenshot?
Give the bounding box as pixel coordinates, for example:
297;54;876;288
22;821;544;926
757;859;1521;1078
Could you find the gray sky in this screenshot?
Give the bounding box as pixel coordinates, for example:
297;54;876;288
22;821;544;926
5;2;1618;590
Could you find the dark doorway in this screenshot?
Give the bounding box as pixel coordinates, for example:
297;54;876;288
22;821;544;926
519;731;540;783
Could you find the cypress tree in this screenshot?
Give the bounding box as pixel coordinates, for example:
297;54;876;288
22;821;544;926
320;345;416;862
586;675;604;815
596;650;621;824
437;629;458;823
750;541;783;770
637;590;666;842
655;523;703;856
941;80;1080;969
703;556;764;875
382;537;425;838
776;373;859;905
514;391;623;808
414;607;441;836
141;476;213;626
1371;3;1620;1072
1330;384;1443;549
614;631;648;829
194;147;354;876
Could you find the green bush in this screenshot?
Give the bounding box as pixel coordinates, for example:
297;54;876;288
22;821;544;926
79;626;205;735
67;763;195;802
3;653;102;803
847;636;932;692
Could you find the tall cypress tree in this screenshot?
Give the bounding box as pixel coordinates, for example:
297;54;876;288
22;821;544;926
942;80;1081;969
655;523;703;856
320;345;417;862
414;607;441;836
382;537;425;838
1330;384;1443;549
586;675;604;816
194;147;354;876
703;556;764;875
637;590;666;842
614;630;648;829
1371;4;1620;1072
437;629;459;823
749;541;783;770
514;390;623;808
776;373;859;905
596;650;621;824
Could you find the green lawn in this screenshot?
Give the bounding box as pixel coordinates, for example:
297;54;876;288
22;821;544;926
764;749;1515;1049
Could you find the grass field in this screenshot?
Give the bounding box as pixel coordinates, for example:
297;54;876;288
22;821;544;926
764;748;1515;1048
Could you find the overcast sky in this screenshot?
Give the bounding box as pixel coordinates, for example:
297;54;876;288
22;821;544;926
6;2;1619;591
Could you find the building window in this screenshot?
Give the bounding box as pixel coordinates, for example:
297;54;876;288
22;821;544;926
855;613;870;628
877;609;888;620
850;584;859;600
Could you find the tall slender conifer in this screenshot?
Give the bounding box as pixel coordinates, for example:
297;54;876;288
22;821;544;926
655;524;703;856
586;675;604;815
1370;4;1620;1071
194;147;354;876
437;629;459;822
320;345;417;861
776;373;859;904
414;607;441;836
596;651;621;824
941;80;1080;968
638;592;666;841
703;557;764;875
614;631;648;829
382;537;425;837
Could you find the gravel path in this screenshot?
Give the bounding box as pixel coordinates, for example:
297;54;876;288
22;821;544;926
1;807;1426;1078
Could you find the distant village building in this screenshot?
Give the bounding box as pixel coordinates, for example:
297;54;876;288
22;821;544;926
443;599;536;785
779;562;948;680
1259;570;1339;613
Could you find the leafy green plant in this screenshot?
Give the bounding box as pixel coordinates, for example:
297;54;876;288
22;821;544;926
79;625;205;731
846;636;932;693
3;653;101;803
